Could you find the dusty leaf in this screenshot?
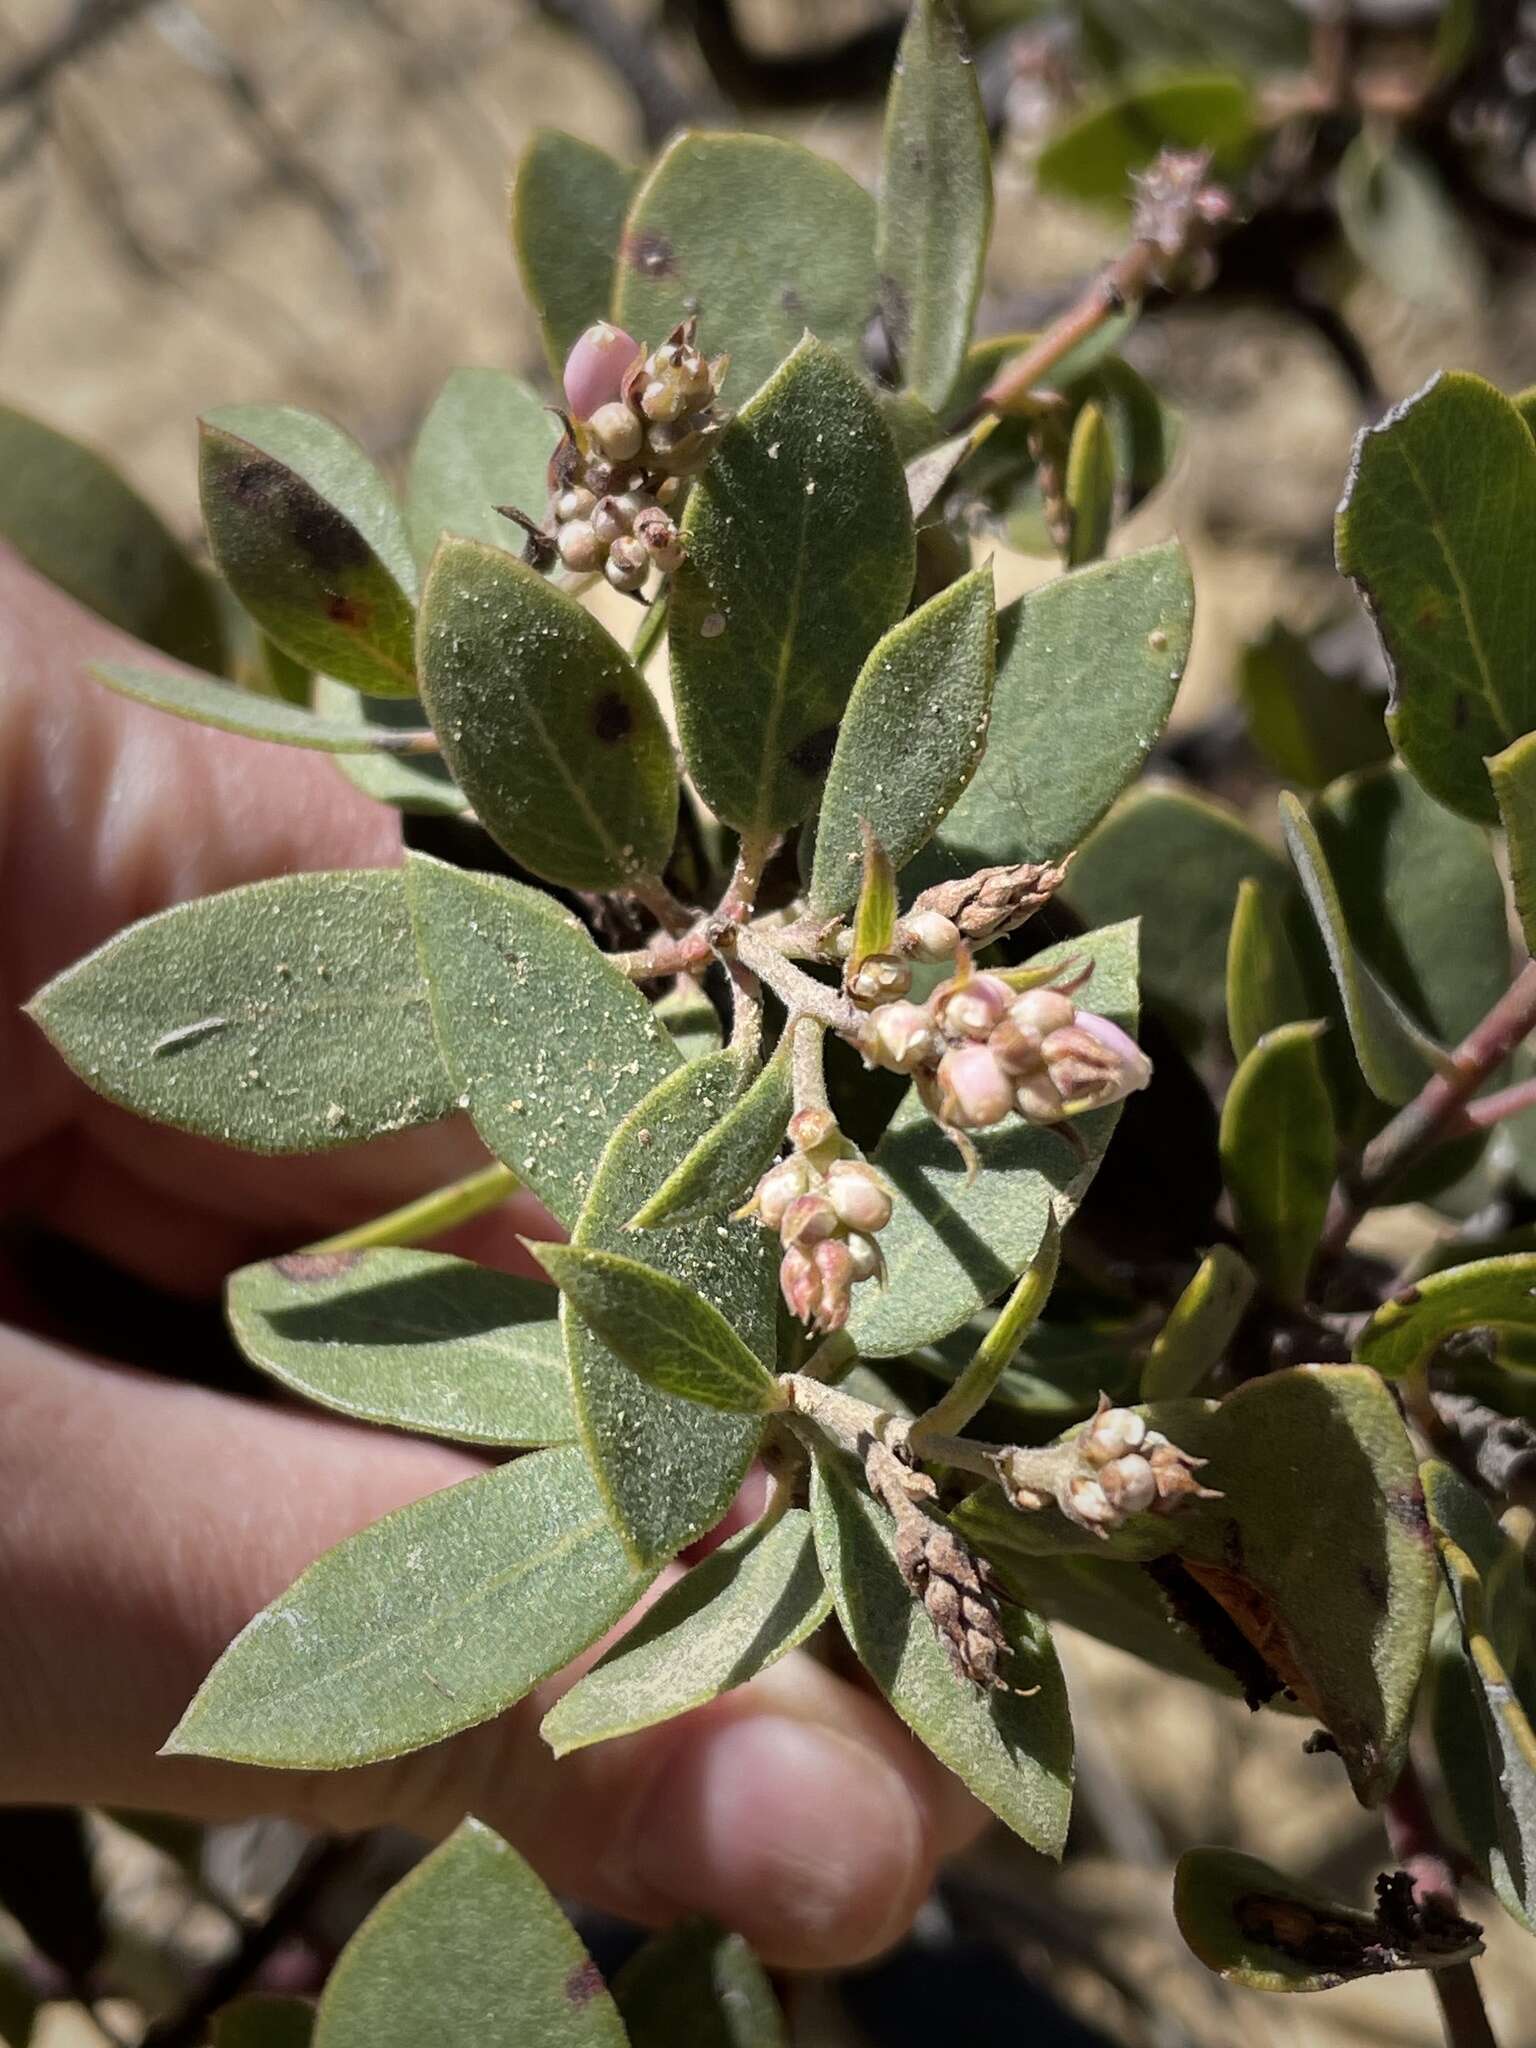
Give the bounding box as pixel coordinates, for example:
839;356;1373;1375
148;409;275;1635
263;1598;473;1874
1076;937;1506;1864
405;853;677;1228
810;565;996;915
406;368;558;567
227;1247;575;1448
543;1511;830;1756
27;870;454;1154
165;1446;646;1769
670;337;914;838
313;677;471;816
314;1819;626;2048
200;407;418;696
418;540;677;890
877;0;992;413
628;1034;794;1230
87;660;432;754
511;130;638;376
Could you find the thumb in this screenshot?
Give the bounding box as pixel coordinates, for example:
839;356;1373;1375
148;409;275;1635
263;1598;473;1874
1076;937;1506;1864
0;1330;981;1968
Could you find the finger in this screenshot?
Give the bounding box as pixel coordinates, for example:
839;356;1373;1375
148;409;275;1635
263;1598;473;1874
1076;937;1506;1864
0;1330;984;1968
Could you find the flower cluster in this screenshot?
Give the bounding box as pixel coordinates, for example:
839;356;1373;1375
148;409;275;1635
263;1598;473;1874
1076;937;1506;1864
994;1396;1219;1537
743;1109;893;1335
864;963;1152;1135
545;317;730;592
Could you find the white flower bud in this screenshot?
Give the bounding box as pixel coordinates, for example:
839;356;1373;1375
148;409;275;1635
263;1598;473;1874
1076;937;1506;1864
589;495;631;545
1014;1072;1066;1123
603;535;649;592
640;375;689;423
937;973;1013;1040
904;910;960;961
586;400;643;463
849;953;912;1006
557;518;604;572
826;1160;893;1234
1085;1404;1147;1465
556;485;596;522
845;1230;883;1282
1067;1476;1116;1527
1011;987;1077;1037
1100;1454;1156;1515
868;1001;939;1075
754;1156;811;1231
937;1044;1015;1128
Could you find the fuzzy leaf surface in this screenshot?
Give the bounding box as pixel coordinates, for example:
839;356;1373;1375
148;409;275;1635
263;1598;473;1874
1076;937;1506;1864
512;131;637;376
810;565;996;915
28;870;454;1154
405;854;677;1227
418;540;677;890
87;661;430;753
567;1053;779;1566
1174;1847;1477;1990
629;1035;794;1229
927;544;1193;884
1219;1023;1335;1307
849;924;1138;1355
983;1548;1242;1694
314;1819;627;2048
959;1367;1436;1802
1225;876;1310;1064
166;1446;646;1769
1141;1245;1257;1400
614;1922;785;2048
543;1511;830;1755
670;337;914;837
811;1448;1073;1853
200;408;418;696
655;984;724;1064
406;369;559;567
212;2000;315;2048
537;1244;781;1413
877;0;992;412
1336;370;1536;823
615;134;878;407
1355;1255;1536;1377
0;401;225;669
1487;728;1536;958
1424;1462;1536;1929
1279;791;1443;1104
1237;623;1389;789
227;1247;575;1447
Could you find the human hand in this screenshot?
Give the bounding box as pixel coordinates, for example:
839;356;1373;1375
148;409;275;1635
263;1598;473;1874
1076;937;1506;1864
0;545;981;1968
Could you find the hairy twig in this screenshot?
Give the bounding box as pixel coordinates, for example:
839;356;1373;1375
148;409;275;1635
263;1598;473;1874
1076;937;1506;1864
1319;960;1536;1263
733;928;864;1036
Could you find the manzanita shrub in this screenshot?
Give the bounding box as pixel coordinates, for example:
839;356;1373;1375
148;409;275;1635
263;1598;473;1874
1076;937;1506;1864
13;0;1536;2038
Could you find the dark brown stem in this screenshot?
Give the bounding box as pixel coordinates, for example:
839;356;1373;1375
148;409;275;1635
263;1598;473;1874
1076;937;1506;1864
1319;960;1536;1264
1384;1761;1498;2048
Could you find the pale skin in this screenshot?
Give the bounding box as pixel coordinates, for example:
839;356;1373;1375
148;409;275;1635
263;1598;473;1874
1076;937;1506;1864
0;544;982;1971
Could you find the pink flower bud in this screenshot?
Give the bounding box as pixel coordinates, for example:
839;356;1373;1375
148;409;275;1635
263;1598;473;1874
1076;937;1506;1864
1014;1072;1066;1123
826;1159;893;1234
937;1044;1015;1129
563;322;641;419
754;1156;810;1231
590;494;632;545
903;910;959;962
936;973;1013;1041
788;1108;840;1156
604;535;649;592
1011;987;1076;1037
779;1243;819;1323
988;1015;1046;1077
1042;1013;1152;1110
556;519;603;572
867;1001;939;1074
780;1191;839;1248
1073;1012;1153;1091
849;953;912;1006
811;1238;855;1332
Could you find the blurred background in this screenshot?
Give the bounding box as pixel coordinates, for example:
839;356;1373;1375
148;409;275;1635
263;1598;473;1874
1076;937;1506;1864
3;1;1536;2042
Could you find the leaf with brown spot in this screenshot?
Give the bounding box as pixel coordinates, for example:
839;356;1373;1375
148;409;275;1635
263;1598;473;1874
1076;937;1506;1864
200;407;419;697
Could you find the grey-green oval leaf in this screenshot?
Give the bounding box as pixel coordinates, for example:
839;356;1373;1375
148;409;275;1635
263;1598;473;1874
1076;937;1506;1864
406;369;559;568
926;542;1193;885
615;134;878;408
0;401;225;670
670;337;915;838
314;1819;627;2048
543;1511;830;1756
568;1053;779;1566
1141;1245;1257;1400
405;854;678;1228
811;1447;1073;1854
1219;1022;1335;1307
1226;876;1309;1064
314;677;472;816
850;924;1138;1356
200;408;418;697
629;1035;794;1230
877;0;992;413
1336;371;1536;824
165;1445;647;1769
27;870;455;1154
512;131;638;378
88;660;437;754
418;540;677;890
536;1243;782;1414
227;1247;575;1447
811;565;996;915
615;1922;785;2048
